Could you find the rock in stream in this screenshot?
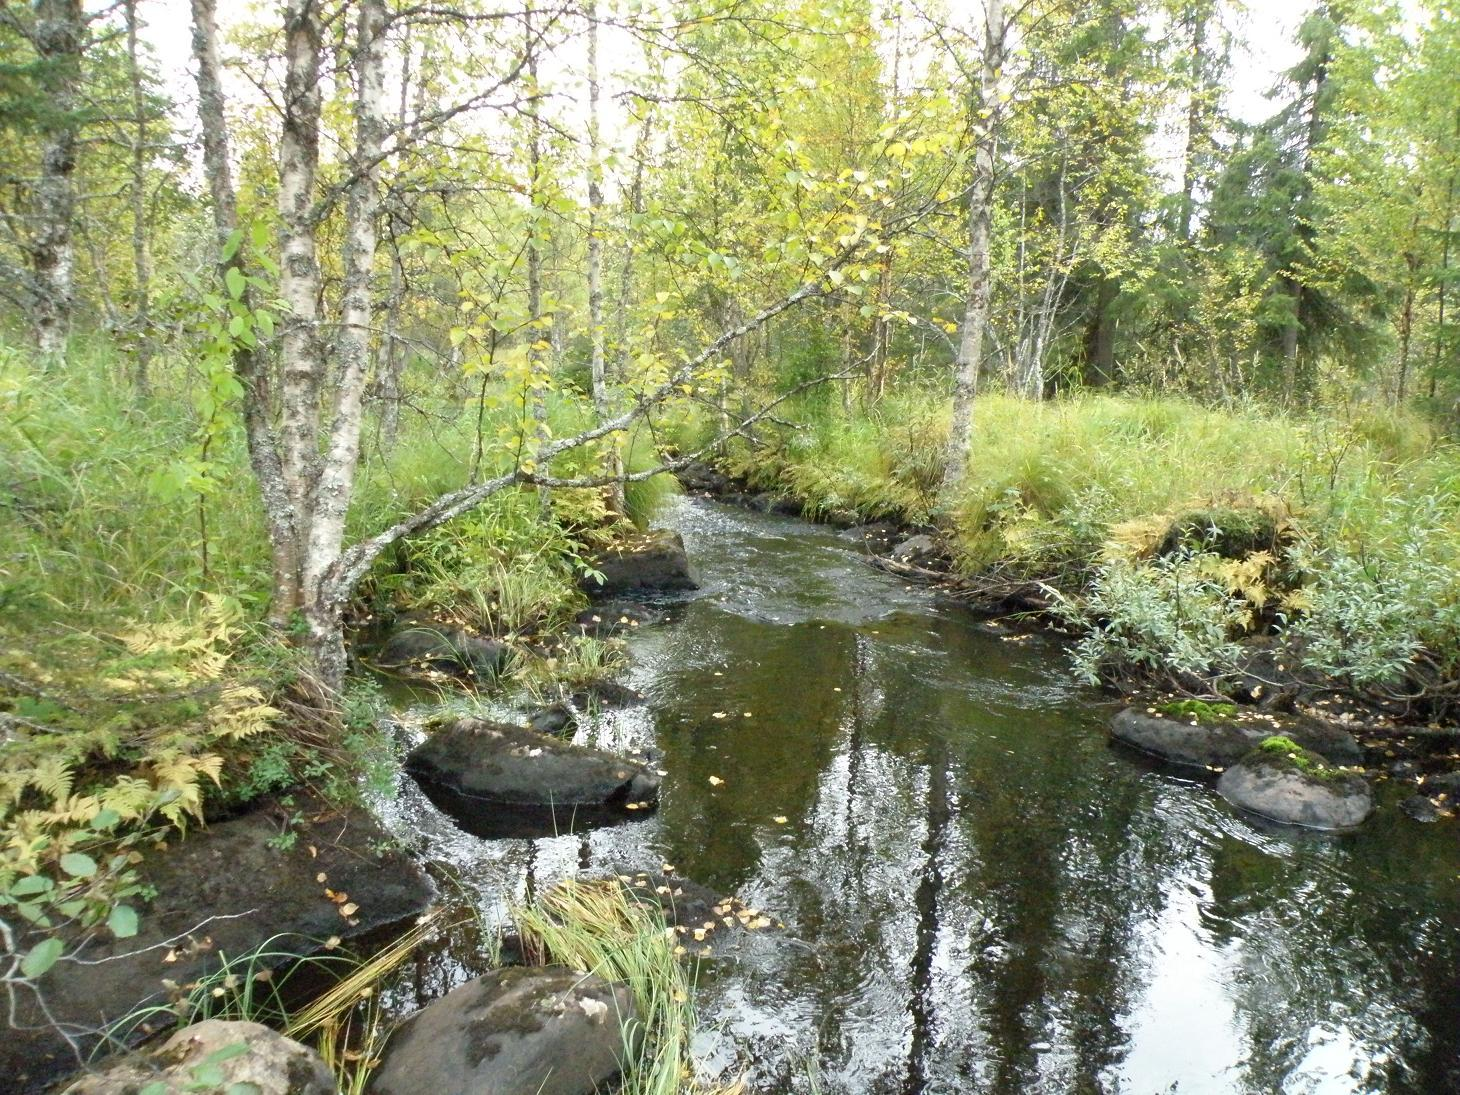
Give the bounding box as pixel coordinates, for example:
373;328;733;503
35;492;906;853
406;718;660;838
370;966;639;1095
581;529;697;597
1216;745;1374;830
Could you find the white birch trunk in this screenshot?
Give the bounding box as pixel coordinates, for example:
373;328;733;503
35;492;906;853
277;0;325;534
189;0;300;625
585;2;624;514
30;0;83;358
940;0;1004;497
302;0;388;682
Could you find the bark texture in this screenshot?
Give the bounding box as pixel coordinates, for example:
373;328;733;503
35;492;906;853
941;0;1004;497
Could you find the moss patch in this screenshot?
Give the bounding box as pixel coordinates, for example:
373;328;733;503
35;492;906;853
1157;698;1240;723
1254;735;1355;783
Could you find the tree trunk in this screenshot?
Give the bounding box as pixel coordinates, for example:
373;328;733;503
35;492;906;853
300;0;387;673
29;0;83;358
124;0;152;394
380;26;413;451
524;13;551;515
584;2;623;515
277;0;325;537
940;0;1003;498
189;0;300;626
1177;4;1209;243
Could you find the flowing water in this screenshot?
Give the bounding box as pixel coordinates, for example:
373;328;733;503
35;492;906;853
378;496;1460;1094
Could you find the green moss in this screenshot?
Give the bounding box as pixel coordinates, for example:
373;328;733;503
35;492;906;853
1255;735;1353;782
1158;698;1240;723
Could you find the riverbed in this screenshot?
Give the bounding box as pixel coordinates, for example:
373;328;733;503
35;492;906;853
378;496;1460;1094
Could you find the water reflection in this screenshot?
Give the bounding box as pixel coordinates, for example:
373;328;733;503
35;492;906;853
379;497;1460;1094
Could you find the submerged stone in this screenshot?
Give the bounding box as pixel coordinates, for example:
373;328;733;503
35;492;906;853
582;529;697;597
574;600;664;638
406;718;659;838
371;966;639;1095
1216;740;1373;830
890;534;939;563
66;1020;334;1095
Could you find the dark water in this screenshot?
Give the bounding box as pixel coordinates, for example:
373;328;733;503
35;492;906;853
378;497;1460;1094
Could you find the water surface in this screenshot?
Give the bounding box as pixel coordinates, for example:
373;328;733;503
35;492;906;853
380;497;1460;1094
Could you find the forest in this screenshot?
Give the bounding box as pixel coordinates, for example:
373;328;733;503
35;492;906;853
2;0;1460;1092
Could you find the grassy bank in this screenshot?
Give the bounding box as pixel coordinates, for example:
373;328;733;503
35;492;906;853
0;333;672;976
697;389;1460;719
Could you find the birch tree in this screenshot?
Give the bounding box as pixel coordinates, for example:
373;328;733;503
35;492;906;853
28;0;84;357
941;0;1006;496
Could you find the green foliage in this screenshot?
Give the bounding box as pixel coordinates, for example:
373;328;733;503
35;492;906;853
1157;699;1239;722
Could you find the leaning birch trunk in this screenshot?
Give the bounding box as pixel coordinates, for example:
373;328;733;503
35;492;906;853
190;0;300;627
301;0;388;687
277;0;325;537
30;0;83;358
940;0;1003;497
585;2;624;515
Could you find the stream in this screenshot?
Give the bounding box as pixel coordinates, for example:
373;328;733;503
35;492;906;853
376;496;1460;1094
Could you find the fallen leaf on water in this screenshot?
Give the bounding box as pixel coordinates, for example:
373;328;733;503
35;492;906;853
711;712;728;719
339;902;359;918
708;775;724;786
315;872;327;884
773;815;788;824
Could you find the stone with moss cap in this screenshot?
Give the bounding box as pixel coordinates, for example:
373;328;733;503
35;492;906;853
1216;736;1374;830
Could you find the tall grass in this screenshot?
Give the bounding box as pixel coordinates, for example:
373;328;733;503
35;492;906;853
100;913;445;1095
514;879;730;1095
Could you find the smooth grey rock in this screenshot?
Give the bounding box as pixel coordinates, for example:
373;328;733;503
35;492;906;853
1110;707;1267;768
582;529;698;597
371;966;638;1095
65;1020;334;1095
407;718;659;837
9;793;432;1095
890;534;938;563
377;621;509;679
1217;751;1373;829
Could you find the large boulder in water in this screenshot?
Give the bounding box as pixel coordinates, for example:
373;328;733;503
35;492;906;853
376;620;509;680
370;966;638;1095
1110;707;1268;768
1110;706;1363;770
6;793;433;1095
1217;738;1374;830
582;529;697;597
65;1020;334;1095
406;718;659;837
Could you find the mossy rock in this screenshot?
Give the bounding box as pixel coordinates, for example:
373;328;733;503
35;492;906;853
1216;736;1373;829
1155;506;1285;560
